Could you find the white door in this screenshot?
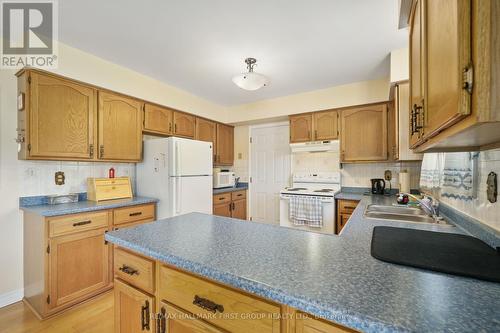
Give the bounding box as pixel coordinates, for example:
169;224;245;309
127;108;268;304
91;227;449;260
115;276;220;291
168;137;213;176
250;123;291;224
170;176;212;216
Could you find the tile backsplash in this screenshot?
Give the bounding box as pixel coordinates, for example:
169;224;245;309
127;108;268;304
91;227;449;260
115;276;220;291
420;148;500;232
19;161;136;197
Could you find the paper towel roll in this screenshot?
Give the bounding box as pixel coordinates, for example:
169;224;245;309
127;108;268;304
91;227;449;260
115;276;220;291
399;170;410;193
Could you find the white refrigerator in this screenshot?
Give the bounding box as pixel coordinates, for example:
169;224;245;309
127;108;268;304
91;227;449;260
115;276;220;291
137;137;213;219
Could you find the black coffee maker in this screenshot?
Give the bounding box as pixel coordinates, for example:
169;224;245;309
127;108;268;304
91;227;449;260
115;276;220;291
371;178;386;195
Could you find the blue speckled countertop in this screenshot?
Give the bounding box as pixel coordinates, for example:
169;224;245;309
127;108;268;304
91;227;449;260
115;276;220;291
20;196;158;217
213;182;248;194
105;194;500;333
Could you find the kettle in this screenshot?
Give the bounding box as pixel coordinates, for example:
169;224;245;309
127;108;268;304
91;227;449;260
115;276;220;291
371;178;386;195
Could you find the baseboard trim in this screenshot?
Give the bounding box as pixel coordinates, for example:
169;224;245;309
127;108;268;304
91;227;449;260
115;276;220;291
0;288;24;308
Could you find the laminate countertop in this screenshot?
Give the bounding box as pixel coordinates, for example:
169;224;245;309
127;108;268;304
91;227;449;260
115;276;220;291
20;196;158;217
105;194;500;333
212;183;248;195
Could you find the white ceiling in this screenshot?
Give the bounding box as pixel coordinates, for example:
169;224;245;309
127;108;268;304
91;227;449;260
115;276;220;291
59;0;407;106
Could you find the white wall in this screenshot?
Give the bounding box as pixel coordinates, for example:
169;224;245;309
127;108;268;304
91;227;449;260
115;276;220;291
0;41;230;306
390;47;409;83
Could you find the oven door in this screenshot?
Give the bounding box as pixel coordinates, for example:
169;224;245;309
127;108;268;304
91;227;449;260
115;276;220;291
279;194;335;234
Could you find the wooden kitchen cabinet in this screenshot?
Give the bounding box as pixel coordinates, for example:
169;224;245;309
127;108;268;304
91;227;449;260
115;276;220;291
195;117;217;158
290;114;313;143
143;103;173;136
212;190;247;220
158;302;224;333
336;199;359;234
114;279;155;333
340;104;388;162
313;110;338;140
98;91;143;161
48;228;110;310
395;83;422;161
215;123;234;165
22;202;156;319
173;112;196;138
296;312;356;333
17;71;96;160
408;0;500;152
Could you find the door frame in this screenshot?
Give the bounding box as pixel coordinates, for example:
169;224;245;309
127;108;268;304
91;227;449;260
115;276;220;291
248;121;291;222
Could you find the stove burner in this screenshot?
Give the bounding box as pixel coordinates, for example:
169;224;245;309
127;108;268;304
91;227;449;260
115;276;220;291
314;189;333;192
286;188;307;191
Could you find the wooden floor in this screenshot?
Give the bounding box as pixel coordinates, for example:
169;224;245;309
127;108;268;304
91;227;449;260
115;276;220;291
0;292;114;333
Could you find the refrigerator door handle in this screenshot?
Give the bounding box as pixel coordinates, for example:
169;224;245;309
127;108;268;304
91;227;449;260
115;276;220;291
175;178;181;214
175;141;181;176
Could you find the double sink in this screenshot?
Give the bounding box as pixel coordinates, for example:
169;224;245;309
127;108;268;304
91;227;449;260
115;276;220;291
364;204;452;226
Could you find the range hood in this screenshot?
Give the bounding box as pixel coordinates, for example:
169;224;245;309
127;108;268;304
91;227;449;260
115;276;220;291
290;140;339;153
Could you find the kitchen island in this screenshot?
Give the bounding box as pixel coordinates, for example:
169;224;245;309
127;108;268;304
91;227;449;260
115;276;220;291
106;195;500;333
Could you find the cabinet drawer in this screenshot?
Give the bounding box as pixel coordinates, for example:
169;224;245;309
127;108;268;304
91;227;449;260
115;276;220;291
338;200;359;215
159;265;281;333
94;178;130;186
48;211;109;237
213;193;231;204
114;248;154;294
231;190;246;201
113;204;155;226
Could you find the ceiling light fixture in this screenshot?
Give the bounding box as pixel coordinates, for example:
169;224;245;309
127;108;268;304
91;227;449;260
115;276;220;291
232;58;269;91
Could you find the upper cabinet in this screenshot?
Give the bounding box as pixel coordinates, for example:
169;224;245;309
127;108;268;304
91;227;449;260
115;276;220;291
173;112;195;138
395;83;423;161
313;110;338;140
216;123;234;166
195;118;217;145
19;72;96;160
98;91;143;161
340;104;388;162
408;0;500;152
143;103;173;136
289;114;313;143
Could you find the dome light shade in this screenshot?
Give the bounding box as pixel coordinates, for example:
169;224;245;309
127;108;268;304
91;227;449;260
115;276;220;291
232;58;269;91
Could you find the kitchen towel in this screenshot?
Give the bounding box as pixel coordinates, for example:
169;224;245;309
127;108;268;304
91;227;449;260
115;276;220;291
441;152;476;201
420;153;444;193
289;196;323;227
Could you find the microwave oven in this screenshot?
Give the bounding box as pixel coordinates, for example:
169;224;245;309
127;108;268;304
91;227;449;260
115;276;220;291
213;171;235;189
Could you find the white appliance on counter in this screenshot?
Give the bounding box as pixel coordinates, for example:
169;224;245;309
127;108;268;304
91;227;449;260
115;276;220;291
213;169;235;189
279;172;341;234
137;137;213;219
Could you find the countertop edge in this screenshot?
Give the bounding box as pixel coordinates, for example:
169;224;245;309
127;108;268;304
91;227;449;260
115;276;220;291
105;229;407;333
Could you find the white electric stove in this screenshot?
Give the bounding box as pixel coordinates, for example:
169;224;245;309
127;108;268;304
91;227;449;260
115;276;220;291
279;172;341;234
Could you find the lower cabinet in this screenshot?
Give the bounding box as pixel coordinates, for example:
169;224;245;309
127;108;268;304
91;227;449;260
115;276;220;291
22;202;156;319
336;199;359;234
114;251;356;333
114;279;155;333
213;190;247;220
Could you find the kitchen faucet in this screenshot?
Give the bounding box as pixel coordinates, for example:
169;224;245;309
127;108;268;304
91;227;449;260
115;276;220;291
400;193;440;217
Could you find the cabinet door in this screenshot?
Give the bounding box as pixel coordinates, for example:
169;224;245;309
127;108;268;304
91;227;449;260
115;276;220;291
213;203;231;218
195;118;217;155
159;302;224;333
174;112;195;138
231;199;247;220
114;279;155;333
409;0;425;147
216;124;234;165
313;111;338;140
48;228;109;309
340;104;388;162
396;83;423;161
98;91;142;161
144;103;173;135
424;0;471;138
290;114;312;143
29;73;96;159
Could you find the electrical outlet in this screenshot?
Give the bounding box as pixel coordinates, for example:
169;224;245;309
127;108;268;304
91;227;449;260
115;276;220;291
55;171;65;185
384;170;392;181
487;172;497;203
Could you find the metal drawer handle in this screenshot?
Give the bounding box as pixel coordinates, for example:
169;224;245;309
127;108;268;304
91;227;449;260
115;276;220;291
73;220;91;227
218;197;225;201
193;295;224;314
129;212;143;217
119;265;139;276
141;300;150;330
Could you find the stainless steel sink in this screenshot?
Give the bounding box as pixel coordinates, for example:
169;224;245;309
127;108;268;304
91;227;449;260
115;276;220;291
364;204;452;225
